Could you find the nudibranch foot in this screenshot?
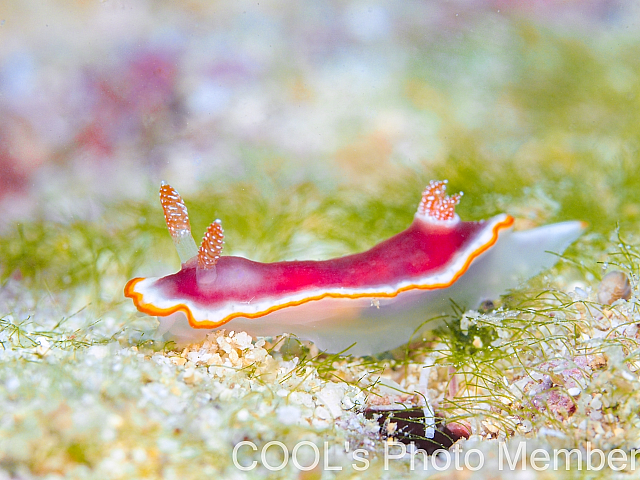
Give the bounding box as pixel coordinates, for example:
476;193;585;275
125;181;586;356
156;312;211;344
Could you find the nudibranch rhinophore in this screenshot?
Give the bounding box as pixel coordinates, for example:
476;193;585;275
125;181;585;356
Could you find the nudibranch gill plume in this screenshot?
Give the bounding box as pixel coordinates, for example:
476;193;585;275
125;181;585;356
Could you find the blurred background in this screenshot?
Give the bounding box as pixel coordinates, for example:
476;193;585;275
1;0;639;228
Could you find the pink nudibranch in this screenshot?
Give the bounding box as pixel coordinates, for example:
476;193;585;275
125;181;585;356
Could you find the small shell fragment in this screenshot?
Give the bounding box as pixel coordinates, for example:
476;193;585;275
597;271;632;305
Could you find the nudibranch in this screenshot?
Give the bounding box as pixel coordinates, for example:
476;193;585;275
125;181;585;356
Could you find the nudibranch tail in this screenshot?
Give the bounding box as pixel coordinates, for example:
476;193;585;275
159;182;198;263
417;180;463;222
